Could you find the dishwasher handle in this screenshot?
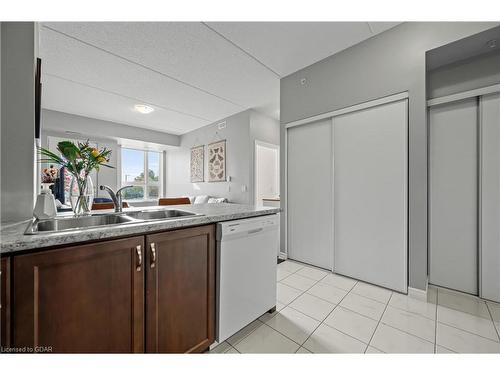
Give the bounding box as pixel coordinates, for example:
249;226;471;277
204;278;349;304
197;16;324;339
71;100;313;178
247;228;263;235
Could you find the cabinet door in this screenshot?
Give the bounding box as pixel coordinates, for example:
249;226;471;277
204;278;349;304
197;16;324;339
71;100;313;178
146;225;215;353
13;237;145;353
1;257;10;349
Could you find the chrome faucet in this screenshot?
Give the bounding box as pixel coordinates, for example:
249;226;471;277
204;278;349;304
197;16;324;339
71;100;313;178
99;185;134;212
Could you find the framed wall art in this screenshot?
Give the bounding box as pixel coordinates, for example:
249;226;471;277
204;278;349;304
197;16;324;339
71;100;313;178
208;140;226;182
190;145;204;182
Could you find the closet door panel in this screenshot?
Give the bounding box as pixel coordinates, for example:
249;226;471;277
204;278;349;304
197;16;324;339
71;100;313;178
287;119;333;270
333;99;408;292
481;93;500;303
429;98;478;295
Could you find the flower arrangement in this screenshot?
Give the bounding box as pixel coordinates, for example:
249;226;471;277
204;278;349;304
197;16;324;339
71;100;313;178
41;165;59;183
38;140;114;215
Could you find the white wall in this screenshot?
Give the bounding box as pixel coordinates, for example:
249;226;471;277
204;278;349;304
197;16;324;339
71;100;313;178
280;22;499;290
427;50;500;99
1;22;36;222
165;109;280;205
42;109;180;147
249;110;280;204
166;110;251;204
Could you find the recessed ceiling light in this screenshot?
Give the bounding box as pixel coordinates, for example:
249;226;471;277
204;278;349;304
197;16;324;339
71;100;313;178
134;104;155;114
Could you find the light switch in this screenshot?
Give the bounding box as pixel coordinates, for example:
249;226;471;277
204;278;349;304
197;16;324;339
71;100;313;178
241;185;247;192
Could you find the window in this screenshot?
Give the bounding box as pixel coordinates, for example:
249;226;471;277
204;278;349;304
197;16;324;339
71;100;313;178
121;148;162;200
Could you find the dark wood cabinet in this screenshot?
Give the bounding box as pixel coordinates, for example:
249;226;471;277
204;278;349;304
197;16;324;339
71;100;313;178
1;257;11;350
145;225;215;353
13;236;145;353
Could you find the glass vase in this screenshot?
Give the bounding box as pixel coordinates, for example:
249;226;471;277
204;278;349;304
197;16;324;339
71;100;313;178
69;175;94;216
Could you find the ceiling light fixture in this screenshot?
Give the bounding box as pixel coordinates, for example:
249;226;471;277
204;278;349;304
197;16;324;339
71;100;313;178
134;104;155;114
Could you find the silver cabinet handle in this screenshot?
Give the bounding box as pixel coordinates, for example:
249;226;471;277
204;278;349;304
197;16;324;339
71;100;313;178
135;245;142;271
150;243;156;269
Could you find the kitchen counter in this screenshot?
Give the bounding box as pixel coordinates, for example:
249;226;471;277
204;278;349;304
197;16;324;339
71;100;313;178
0;203;280;254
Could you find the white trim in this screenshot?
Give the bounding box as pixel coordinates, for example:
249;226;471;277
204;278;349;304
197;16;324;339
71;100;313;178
284;130;289;258
408;286;428;301
121;147;162;200
403;99;409;293
478;96;483;299
330;117;335;273
427;83;500;107
285;92;409;129
254;140;279;206
278;251;287;260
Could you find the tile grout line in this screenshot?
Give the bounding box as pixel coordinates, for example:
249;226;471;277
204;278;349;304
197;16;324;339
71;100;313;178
365;295;390;353
485;303;500;342
255;271;332;350
279;262;499;353
280;262;431;352
434;289;439;353
283;261;439;352
386;298;437;320
276;263;331;307
280;262;440;353
272;269;349;344
296;280;360;353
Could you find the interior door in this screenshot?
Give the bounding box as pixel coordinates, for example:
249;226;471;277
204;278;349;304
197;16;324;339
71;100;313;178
480;92;500;302
333;99;408;293
287;119;333;270
429;98;478;295
255;142;279;206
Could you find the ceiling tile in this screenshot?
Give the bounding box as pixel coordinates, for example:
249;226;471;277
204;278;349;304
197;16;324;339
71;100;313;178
40;26;244;124
42;75;209;135
42;22;279;118
205;22;377;77
367;22;400;35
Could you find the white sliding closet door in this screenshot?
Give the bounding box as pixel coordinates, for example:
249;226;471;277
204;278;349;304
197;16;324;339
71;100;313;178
333;99;408;293
287;119;333;270
481;93;500;303
429;98;478;295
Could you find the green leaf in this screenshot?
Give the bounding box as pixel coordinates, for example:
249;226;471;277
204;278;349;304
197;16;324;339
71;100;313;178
57;141;79;161
38;147;65;165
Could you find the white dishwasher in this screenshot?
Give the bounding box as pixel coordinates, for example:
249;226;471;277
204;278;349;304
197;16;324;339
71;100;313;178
216;214;279;342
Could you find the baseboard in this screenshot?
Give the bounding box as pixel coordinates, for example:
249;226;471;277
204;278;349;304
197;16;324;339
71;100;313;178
278;251;287;260
408;279;429;301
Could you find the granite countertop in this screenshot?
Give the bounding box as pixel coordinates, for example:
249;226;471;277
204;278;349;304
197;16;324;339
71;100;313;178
0;203;280;254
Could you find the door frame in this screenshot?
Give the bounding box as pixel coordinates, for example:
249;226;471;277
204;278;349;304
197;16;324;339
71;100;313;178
427;88;500;298
254;140;279;206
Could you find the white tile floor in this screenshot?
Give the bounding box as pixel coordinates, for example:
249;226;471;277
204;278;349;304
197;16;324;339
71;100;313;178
210;260;500;354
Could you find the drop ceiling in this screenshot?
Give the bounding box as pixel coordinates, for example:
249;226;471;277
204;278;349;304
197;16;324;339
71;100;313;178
39;22;400;135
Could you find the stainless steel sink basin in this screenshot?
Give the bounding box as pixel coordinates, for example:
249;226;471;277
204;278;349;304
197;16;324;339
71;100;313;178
125;209;200;221
25;213;140;234
25;209;202;234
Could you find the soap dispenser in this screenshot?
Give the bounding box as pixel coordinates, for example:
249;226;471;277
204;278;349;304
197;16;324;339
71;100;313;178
33;184;57;219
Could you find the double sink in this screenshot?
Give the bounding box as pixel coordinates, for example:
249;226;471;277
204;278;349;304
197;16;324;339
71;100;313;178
25;209;202;234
